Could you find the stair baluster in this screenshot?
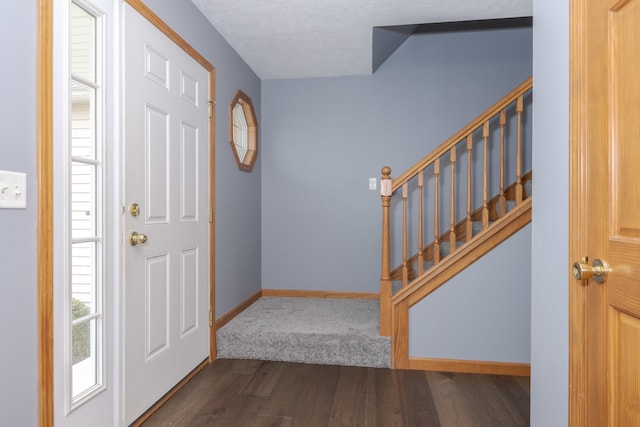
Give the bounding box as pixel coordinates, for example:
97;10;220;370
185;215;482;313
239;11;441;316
516;96;524;205
402;183;409;288
482;122;490;229
449;147;457;252
499;110;507;217
466;135;473;242
433;159;441;264
417;171;424;276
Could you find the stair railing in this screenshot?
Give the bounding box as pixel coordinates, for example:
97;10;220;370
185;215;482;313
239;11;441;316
379;77;533;337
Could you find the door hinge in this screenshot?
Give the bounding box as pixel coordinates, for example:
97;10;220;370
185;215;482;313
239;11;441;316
209;311;213;327
208;208;213;223
208;101;214;118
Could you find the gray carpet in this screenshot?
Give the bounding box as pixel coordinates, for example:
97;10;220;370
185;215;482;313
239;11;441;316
216;297;391;368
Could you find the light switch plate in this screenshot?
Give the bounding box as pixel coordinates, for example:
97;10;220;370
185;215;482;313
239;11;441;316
368;177;377;191
0;170;27;209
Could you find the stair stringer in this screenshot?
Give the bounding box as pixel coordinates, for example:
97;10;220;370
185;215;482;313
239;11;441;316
390;197;532;369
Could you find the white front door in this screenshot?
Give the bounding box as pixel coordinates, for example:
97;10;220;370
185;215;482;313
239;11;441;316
53;0;119;425
123;4;211;424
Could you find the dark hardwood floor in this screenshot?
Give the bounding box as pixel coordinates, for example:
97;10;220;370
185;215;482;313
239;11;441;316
141;359;530;427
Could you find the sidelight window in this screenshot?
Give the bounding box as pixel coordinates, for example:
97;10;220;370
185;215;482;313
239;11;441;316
68;0;105;407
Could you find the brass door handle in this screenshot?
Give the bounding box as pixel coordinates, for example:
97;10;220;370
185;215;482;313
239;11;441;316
572;258;610;283
129;231;148;246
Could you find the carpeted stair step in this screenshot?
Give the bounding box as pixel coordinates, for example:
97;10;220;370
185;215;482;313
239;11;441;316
439;240;464;258
525;180;532;198
391;259;435;295
392;281;402;295
472;220;484;236
217;297;391;368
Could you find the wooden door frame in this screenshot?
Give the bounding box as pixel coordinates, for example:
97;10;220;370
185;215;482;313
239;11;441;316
37;1;217;424
37;0;54;424
568;0;589;424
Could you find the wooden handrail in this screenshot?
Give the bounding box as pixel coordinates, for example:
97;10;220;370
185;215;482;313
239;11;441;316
391;77;533;192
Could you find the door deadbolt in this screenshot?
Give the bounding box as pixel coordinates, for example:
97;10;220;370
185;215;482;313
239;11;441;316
129;203;140;217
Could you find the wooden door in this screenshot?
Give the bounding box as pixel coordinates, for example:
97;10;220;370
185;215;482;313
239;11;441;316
570;0;640;425
123;4;211;424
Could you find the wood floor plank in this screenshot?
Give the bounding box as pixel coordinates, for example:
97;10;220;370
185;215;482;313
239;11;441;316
365;368;403;426
469;374;529;427
486;375;530;426
283;363;339;426
142;359;260;426
251;415;294;427
252;362;339;426
398;369;441;427
240;360;287;397
427;371;529;427
141;360;530;427
513;375;531;393
327;366;368;427
426;371;487;427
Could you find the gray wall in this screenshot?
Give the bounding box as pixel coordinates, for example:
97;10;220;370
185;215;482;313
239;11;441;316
531;0;569;425
143;0;262;317
0;2;38;425
410;225;531;362
261;27;533;293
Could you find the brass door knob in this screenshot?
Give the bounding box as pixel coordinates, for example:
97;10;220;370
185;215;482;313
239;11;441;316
572;258;609;284
129;231;148;246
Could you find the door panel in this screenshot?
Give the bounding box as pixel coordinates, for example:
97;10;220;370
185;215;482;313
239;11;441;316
124;4;210;423
145;105;170;223
610;0;640;239
145;254;169;360
180;122;199;221
608;309;640;426
181;248;198;335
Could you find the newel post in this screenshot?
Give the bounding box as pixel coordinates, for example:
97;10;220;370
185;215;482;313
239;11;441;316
380;166;392;337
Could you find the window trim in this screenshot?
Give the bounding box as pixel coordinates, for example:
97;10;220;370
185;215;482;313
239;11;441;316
228;90;258;172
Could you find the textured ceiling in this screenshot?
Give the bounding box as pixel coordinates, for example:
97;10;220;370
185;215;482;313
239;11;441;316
190;0;533;80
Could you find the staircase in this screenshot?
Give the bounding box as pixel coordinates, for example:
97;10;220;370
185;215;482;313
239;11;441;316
378;77;533;369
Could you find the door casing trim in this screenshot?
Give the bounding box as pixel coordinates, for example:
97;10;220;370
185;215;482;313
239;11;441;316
38;0;54;424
